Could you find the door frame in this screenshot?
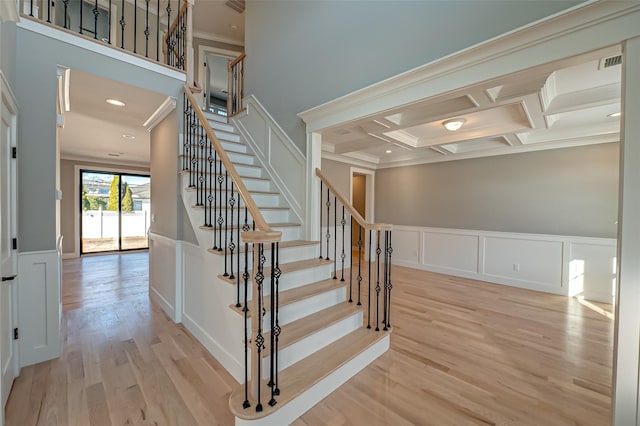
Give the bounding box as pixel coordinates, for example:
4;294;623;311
196;45;243;110
72;164;150;258
350;167;375;260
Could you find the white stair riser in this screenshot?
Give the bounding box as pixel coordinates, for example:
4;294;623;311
211;244;320;277
250;193;283;207
220;140;249;154
208;119;235;133
228;152;256;165
262;309;362;377
262;287;347;331
204;112;228;124
214;129;241;143
239;263;334;302
234;164;264;178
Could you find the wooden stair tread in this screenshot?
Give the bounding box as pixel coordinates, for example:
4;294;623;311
193;205;288;211
229;328;388;420
185;187;280;195
178;170;270;181
178;155;262;168
186;143;252;156
229;278;347;318
209;240;318;256
201;222;299;232
263;301;361;351
218;258;332;284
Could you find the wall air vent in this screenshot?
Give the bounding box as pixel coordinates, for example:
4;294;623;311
599;54;623;69
225;0;245;13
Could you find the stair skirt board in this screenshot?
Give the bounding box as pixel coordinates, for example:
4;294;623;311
234;335;390;426
261;309;361;376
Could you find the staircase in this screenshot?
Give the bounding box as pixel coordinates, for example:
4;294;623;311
178;101;390;424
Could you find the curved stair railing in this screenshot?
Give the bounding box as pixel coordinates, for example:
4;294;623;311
182;85;282;412
315;168;394;332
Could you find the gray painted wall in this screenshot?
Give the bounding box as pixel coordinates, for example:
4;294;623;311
375;143;619;238
60;159;150;255
149;109;197;244
244;0;583;153
0;21;16;89
16;27;183;252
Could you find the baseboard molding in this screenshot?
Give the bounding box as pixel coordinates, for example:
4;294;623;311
150;286;176;321
62;252;77;260
181;312;244;383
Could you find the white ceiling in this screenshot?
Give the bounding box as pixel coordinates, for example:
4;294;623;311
321;46;623;169
192;0;245;46
60;69;169;166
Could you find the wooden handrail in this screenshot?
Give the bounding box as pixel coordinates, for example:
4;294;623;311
316;168;392;231
166;2;188;41
183;84;281;242
228;53;247;71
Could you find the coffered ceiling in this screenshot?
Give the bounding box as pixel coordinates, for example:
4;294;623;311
321;47;622;169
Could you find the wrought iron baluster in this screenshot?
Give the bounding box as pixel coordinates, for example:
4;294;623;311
217;163;224;251
206;135;213;228
189;104;197;188
348;214;353;303
108;0;111;43
375;230;381;332
166;0;172;65
133;0;138;53
325;187;330;260
255;243;266;413
387;231;393;328
223;172;229;276
212;151;219;249
319;181;323;259
228;182;236;280
268;242;277;407
340;206;346;282
93;0;99;39
357;225;362;306
79;0;83;34
120;0;125;48
367;229;372;329
156;0;160;60
383;230;389;331
63;0;70;28
197;123;205;207
47;0;51;23
242;215;250;408
333;196;337;279
236;194;241;300
273;243;281;396
30;0;34;17
144;0;150;57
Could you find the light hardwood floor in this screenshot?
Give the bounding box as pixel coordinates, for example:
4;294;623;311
5;252;613;425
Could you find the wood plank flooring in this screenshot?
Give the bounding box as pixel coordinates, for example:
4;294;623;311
5;252;613;425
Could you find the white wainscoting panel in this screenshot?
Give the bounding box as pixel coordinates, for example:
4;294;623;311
423;231;479;274
18;250;61;367
233;95;306;224
148;233;178;321
483;236;563;291
569;241;616;303
392;225;616;300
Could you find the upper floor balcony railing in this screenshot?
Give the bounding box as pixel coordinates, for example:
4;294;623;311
19;0;193;79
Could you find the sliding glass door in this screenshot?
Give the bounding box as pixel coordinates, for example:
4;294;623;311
80;170;150;254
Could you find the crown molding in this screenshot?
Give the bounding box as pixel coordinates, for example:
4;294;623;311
144;96;177;132
193;30;244;48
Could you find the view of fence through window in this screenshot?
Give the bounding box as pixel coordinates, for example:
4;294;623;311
81;171;150;254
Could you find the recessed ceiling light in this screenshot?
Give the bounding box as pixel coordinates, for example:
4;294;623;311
443;118;466;131
122;134;136;140
106;98;126;107
385;150;392;154
608;112;621;118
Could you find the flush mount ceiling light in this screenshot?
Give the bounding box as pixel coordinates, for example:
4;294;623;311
106;98;126;107
122;134;136;140
608;112;622;118
442;118;466;131
385;150;392;154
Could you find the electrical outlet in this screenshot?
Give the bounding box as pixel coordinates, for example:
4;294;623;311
513;263;520;272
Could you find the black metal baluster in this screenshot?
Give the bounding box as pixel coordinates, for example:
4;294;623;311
108;0;111;43
387;231;393;328
197;124;205;208
133;0;137;53
367;229;372;329
357;225;362;306
223;172;229;276
348;214;353;303
156;0;159;60
166;0;172;64
325;188;330;260
63;0;70;28
79;0;83;34
268;242;277;407
189;104;196;188
217;164;224;252
255;243;265;413
228;182;236;280
273;243;281;396
333;196;337;279
375;230;381;332
242;232;250;408
212;151;218;250
319;181;323;259
120;0;125;48
93;0;99;39
30;0;34;17
206;132;213;228
47;0;51;23
340;206;346;282
144;0;150;56
236;193;241;304
383;230;389;331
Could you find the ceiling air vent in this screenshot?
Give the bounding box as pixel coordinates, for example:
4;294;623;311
225;0;245;13
599;54;622;69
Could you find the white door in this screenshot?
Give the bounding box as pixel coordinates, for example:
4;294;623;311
0;85;18;420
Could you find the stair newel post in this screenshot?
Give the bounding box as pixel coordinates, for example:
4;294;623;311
340;205;346;282
228;182;236;280
223;172;229;276
367;229;372;329
325;187;330;260
319;181;323;259
375;230;381;332
357;225;362;306
185;0;195;83
333;195;337;279
268;242;277;407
